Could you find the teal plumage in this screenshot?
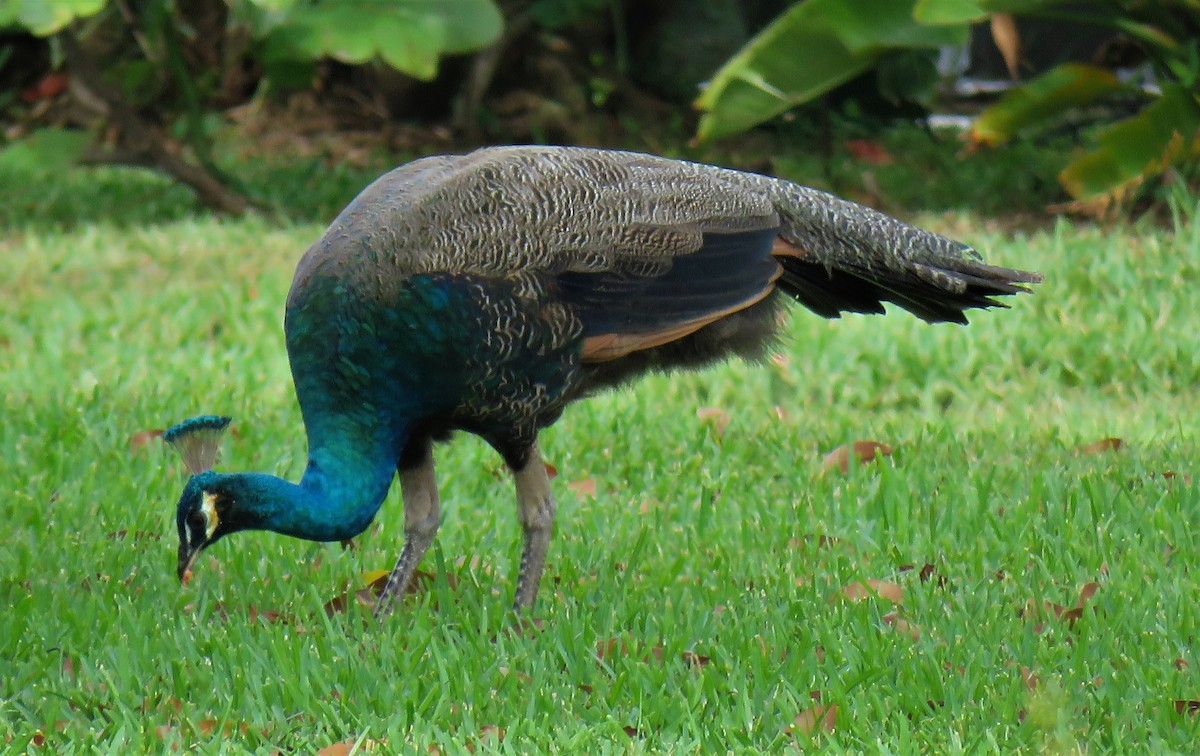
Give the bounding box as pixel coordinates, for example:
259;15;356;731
168;146;1041;613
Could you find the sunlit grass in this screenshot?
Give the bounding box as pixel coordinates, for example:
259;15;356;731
2;171;1199;751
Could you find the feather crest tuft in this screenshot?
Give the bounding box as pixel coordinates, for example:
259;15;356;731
164;415;232;475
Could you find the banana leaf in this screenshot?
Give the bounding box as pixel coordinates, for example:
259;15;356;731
1059;84;1200;205
969;63;1126;146
695;0;965;142
914;0;1182;51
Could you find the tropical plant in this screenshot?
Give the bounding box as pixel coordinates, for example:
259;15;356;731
695;0;1200;215
916;0;1200;216
0;0;504;213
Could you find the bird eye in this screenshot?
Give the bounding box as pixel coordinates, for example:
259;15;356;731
188;512;208;543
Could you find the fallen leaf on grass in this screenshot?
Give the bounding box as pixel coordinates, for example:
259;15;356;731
197;720;251;738
318;737;388;755
1021;666;1040;691
681;650;711;669
1155;470;1192;483
822;440;893;474
1176;658;1189;671
791;703;837;736
840;579;904;605
595;637;663;665
898;562;946;588
1021;582;1100;632
882;611;921;640
323;569;460;616
464;726;504;753
622;726;641;738
1076;437;1123;454
129;429;164;452
697;407;731;435
568;478;597;498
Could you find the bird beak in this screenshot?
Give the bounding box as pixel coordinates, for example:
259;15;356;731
177;540;200;585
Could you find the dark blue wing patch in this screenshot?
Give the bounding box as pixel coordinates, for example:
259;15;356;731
556;227;780;337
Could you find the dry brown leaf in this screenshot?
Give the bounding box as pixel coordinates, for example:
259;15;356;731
1155;470;1193;484
1175;658;1189;671
990;13;1022;79
129;428;164;452
323;571;398;616
1059;607;1084;628
595;637;662;665
622;725;641;738
1076;437;1123;454
841;579;904;605
882;611;920;640
822;440;893;474
696;407;731;435
681;650;711;669
317;742;354;756
568;478;597;498
791;704;837;736
1021;666;1040;691
1077;582;1100;606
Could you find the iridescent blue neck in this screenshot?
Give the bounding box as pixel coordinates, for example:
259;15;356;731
211;430;401;542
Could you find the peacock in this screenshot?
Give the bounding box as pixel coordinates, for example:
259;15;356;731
166;145;1041;615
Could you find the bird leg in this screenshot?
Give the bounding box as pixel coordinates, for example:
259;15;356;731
375;442;441;618
512;443;557;611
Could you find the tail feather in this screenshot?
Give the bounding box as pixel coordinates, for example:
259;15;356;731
754;181;1042;324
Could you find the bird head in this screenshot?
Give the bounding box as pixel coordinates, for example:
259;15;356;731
164;415;233;584
173;471;238;582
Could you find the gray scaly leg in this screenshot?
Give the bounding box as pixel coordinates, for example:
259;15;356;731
375;442;441;618
512;443;557;611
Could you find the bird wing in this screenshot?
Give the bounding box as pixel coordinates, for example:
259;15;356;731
322;146;788;361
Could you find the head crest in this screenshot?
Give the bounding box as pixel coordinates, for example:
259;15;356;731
164;415;232;475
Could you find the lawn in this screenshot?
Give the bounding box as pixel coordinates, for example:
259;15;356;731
2;162;1199;752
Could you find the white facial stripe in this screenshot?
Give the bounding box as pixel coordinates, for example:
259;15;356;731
200;492;220;540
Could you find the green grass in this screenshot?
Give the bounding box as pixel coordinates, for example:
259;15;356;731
2;165;1200;753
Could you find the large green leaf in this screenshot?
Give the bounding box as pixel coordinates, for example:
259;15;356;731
259;0;502;80
695;0;966;141
913;0;1046;25
1059;84;1200;203
915;0;1182;51
0;0;106;35
969;63;1126;146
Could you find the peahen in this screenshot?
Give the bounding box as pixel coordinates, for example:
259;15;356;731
166;145;1040;615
